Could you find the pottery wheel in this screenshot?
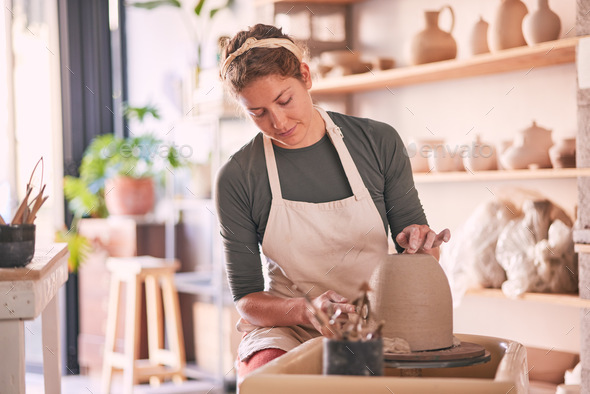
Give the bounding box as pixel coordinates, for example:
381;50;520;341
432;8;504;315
384;341;491;369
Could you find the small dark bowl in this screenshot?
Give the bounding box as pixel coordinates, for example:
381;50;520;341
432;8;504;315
0;224;36;268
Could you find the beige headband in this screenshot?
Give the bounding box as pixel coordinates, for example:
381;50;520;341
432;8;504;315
220;37;303;80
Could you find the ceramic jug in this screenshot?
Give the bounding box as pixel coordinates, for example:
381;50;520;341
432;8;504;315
523;0;561;45
469;16;490;55
410;5;457;65
489;0;528;51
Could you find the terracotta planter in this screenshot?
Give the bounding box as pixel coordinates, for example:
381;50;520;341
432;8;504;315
104;176;155;216
410;5;457;65
489;0;528;51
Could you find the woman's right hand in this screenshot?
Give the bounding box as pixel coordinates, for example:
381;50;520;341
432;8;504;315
305;290;356;335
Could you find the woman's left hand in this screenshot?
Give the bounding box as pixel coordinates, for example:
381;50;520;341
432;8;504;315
395;224;451;254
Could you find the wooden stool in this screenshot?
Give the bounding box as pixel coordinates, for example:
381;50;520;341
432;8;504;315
101;256;186;394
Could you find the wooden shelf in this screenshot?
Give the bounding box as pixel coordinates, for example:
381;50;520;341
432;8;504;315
466;288;590;308
413;167;590;184
575;244;590;254
311;36;582;95
256;0;362;4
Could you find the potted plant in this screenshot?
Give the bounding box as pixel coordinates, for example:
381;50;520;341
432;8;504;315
61;105;189;271
64;105;187;218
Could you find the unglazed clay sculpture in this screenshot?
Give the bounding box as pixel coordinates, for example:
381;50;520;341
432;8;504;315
410;5;457;65
368;254;453;352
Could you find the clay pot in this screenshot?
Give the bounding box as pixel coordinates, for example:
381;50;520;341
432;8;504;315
499;121;553;170
104;176;155;216
406;139;444;173
470;16;490;55
549;138;576;168
463;135;497;171
0;224;35;267
523;0;561;45
489;0;528;51
428;142;465;172
368;254;453;352
410;5;457;65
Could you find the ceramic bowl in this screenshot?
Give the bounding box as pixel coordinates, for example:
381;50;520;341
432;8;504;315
0;224;36;268
320;50;361;68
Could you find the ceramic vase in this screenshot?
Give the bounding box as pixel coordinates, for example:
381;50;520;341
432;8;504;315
489;0;528;51
523;0;561;45
410;5;457;65
470;16;490;55
549;138;576;168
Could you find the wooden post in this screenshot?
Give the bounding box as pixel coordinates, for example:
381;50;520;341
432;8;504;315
577;0;590;391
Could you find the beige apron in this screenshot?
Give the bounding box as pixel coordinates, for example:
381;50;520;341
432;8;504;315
237;106;388;361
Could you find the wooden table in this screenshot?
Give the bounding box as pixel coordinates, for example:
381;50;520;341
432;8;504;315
0;243;69;394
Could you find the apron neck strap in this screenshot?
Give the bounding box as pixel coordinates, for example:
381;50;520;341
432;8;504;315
262;106;369;200
315;106;368;198
263;136;283;199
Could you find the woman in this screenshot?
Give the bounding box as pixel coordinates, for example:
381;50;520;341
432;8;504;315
215;24;450;380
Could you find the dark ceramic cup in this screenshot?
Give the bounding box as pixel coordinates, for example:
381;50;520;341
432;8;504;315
0;224;36;268
323;337;384;376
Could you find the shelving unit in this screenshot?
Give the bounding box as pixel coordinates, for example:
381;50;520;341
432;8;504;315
466;288;589;309
311;36;583;94
413;167;590;183
256;0;363;4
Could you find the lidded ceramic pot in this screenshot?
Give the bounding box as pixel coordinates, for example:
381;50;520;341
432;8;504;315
489;0;528;51
499;121;553;170
523;0;561;45
410;5;457;65
463;135;497;171
368;254;453;352
470;16;490;55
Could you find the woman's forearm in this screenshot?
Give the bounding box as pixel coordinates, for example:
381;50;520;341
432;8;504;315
236;291;309;327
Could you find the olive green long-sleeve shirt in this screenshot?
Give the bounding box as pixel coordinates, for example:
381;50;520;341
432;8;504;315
215;111;427;301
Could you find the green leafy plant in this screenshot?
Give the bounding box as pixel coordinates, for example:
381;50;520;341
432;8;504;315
61;104;190;272
64;105;187;218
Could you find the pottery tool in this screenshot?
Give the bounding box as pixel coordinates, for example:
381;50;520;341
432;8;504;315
11;186;33;225
10;157;47;226
302;293;342;340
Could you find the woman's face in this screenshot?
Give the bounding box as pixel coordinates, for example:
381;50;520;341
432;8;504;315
238;64;324;149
